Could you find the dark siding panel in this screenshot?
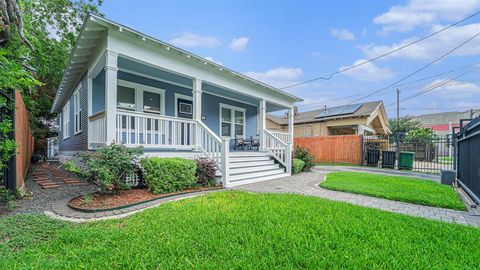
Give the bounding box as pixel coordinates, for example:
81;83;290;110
59;73;89;152
92;70;105;114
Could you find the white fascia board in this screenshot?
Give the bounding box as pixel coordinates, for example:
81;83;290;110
106;30;296;108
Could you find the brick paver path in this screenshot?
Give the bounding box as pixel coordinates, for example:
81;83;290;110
232;170;480;227
30;163;89;189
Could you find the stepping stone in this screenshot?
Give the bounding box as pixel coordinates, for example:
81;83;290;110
40;184;60;189
63;180;81;184
71;182;89;186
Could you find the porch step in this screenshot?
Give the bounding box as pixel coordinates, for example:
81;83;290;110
228;173;290;187
229;168;286;182
229;151;269;157
229;160;275;168
230;164;280;175
229;156;271;163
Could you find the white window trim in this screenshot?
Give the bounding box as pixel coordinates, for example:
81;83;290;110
62;101;70;139
174;93;193;117
117;79;165;115
219;103;246;139
73;84;82;135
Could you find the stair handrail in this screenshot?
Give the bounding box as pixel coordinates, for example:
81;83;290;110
263;129;288;167
196;120;224;172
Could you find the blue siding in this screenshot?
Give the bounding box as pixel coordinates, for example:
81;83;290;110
202;93;258;149
92;70;105;114
118;71;192;117
59;73;89;152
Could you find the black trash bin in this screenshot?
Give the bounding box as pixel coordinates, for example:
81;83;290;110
382;150;396;169
366;149;380;167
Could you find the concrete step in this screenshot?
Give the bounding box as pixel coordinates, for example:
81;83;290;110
228;173;290;187
230;164;280;175
229;168;286;182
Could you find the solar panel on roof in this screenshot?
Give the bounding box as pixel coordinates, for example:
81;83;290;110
315;103;362;118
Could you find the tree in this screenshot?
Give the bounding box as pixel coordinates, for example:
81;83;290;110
405;127;437;141
389;117;421;135
1;0;103;158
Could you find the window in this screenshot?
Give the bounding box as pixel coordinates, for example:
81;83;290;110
62;101;70;139
74;88;82;134
143;91;161;113
179;102;192;115
117;85;136;110
220;104;245;138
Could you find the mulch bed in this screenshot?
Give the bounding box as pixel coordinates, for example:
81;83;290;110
68;186;222;212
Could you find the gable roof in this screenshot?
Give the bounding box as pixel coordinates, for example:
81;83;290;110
52;14;302;113
268;101;384;125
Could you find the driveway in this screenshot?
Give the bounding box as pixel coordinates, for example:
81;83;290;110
231;169;480;227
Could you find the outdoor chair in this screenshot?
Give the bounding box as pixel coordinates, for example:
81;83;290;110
234;135;251;150
251;136;260;151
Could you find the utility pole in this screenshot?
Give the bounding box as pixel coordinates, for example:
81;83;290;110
396;89;400;131
470;108;474;119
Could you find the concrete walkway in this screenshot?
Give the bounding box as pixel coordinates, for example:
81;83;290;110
231;170;480;227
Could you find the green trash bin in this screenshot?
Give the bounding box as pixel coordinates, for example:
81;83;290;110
399;152;415;170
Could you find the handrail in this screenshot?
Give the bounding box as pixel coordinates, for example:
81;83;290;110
263;129;287;167
268;130;291;144
197;120;222;143
117;109;196;124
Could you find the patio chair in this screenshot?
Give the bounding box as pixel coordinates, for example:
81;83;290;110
251;136;260;151
234;135;251;150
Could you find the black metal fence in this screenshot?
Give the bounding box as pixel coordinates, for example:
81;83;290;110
0;89;15;190
363;134;455;174
457;117;480;203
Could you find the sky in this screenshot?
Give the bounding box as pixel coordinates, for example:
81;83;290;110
100;0;480;118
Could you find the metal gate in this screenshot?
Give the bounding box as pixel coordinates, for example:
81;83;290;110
457;117;480;204
363;134;455;173
0;89;16;190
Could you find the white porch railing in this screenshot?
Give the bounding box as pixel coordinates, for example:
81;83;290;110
115;110;196;149
269;130;291;144
197;121;223;166
88;112;106;147
263;129;288;167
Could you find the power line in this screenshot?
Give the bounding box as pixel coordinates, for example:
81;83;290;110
297;62;479;109
345;31;480;106
386;64;480;107
280;10;480;90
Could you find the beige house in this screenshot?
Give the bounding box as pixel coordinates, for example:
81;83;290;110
267;101;390;137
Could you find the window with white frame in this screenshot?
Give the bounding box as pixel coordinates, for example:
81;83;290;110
220;104;245;138
74;87;82;134
116;80;165;114
62;101;70;139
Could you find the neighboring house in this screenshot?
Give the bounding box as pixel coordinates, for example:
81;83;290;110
411;109;480;136
267;101;390;137
51;15;301;187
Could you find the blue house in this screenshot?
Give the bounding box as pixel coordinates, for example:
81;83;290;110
51;15;301;187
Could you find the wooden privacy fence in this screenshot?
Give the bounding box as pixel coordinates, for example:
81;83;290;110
15;90;34;191
294;135;363;165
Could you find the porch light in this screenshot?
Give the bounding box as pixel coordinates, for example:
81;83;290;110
201;115;206;120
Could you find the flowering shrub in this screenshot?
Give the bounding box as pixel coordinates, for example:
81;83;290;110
194;157;217;186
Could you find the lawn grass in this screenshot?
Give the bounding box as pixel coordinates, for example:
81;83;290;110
320;172;465;210
1;191;479;269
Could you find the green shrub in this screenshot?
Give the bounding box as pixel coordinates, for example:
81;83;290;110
141;157;197;194
78;144;143;194
294;146;315;172
62;160;82;175
292;158;305;174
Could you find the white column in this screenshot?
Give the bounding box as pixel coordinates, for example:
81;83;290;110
259;99;266;151
221;137;230;187
104;50;118;146
193;78;202;149
286;107;294;174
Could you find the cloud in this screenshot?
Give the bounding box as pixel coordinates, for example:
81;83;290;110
244;67;303;88
358;23;480;60
423;79;480;98
339;59;394;81
170;33;220;48
204;56;223;65
374;0;480;33
229;37;249;51
330;28;356;41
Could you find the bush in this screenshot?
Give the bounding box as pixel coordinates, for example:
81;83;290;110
0;188;17;210
195;157;217;187
294;146;315;172
141;157;197;194
292;158;305;174
78;144;143;194
62;160;82;176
